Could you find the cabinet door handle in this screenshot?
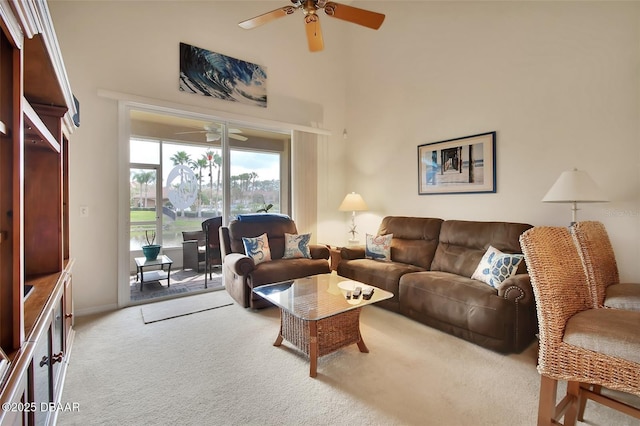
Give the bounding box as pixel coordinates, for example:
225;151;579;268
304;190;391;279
39;356;49;367
51;352;64;364
65;313;73;319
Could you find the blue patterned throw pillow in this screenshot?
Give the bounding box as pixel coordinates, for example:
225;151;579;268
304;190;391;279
365;233;393;261
242;233;272;265
488;254;524;287
283;233;311;259
471;245;523;288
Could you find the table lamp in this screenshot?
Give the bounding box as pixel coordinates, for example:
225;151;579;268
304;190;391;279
542;168;608;225
339;192;368;245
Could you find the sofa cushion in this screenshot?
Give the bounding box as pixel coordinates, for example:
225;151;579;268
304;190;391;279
399;271;516;341
283;233;311;259
376;216;443;269
248;259;331;287
242;233;271;265
365;233;393;261
337;258;426;311
431;220;531;277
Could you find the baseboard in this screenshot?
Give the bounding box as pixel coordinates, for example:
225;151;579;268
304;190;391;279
75;303;119;317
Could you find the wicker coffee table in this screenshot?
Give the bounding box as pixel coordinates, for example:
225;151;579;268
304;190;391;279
252;273;393;377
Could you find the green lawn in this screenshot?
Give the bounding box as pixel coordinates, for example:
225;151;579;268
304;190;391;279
130;210;156;221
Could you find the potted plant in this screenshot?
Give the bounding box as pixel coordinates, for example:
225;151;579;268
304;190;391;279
141;230;161;261
256;203;273;213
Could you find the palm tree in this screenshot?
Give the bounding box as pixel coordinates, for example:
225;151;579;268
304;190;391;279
131;171;155;208
239;173;251;191
170;151;191;183
205;149;221;212
191;156;208;217
212;151;222;213
249;172;258;191
169;151;191;216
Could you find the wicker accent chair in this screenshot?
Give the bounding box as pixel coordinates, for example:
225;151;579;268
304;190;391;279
570;221;640;311
519;226;640;425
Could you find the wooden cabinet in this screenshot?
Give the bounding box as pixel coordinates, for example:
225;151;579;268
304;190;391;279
0;266;74;426
0;2;77;425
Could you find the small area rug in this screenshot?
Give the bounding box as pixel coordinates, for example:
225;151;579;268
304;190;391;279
140;289;234;323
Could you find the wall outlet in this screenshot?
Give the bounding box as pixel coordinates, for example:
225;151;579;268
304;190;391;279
80;205;89;217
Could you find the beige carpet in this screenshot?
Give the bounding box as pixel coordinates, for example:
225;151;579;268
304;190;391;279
140;290;234;323
57;293;639;426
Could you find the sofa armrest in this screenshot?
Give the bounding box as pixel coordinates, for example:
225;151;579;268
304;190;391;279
340;246;365;260
309;244;330;260
496;273;535;304
224;252;255;276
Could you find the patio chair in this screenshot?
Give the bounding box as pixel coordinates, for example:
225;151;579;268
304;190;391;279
181;230;205;272
570;221;640;311
519;226;640;425
202;216;223;288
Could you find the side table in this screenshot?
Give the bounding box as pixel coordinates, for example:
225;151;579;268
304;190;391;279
326;245;342;271
135;255;173;291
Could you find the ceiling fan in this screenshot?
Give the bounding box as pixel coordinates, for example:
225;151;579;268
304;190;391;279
175;124;248;142
238;0;385;52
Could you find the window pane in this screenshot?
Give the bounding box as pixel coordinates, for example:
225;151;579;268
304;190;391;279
230;150;280;219
128;110;288;255
130;167;158;250
162;143;222;248
131;139;160;164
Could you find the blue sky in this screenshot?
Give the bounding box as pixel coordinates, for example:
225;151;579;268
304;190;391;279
130;139;280;183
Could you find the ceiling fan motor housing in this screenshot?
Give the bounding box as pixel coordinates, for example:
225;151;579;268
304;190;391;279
240;0;386;52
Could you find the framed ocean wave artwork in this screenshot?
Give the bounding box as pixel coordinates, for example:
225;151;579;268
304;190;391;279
179;42;267;108
418;131;496;195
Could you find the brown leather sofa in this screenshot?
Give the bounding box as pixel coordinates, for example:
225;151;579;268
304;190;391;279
338;216;537;353
219;215;331;309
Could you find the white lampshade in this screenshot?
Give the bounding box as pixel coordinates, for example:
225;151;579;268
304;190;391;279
339;192;368;245
339;192;368;212
542;168;608;223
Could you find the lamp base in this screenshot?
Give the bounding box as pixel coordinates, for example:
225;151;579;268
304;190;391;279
347;239;360;246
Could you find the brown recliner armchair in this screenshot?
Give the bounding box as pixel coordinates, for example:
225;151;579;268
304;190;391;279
219;215;331;309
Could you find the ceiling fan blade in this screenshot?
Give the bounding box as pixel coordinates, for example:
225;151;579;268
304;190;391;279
323;2;385;30
238;6;297;30
175;130;206;135
230;133;248;142
304;15;324;52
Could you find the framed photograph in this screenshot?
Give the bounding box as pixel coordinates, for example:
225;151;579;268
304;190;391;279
418;131;496;195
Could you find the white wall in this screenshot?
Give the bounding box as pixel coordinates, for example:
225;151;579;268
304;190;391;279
341;1;640;281
49;1;350;314
49;1;640;313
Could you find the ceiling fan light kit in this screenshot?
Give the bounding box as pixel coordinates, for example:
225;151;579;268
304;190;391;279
239;0;385;52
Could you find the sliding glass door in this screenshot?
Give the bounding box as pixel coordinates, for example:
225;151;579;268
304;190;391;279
130;138;226;249
129;165;160;250
124;107;291;304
